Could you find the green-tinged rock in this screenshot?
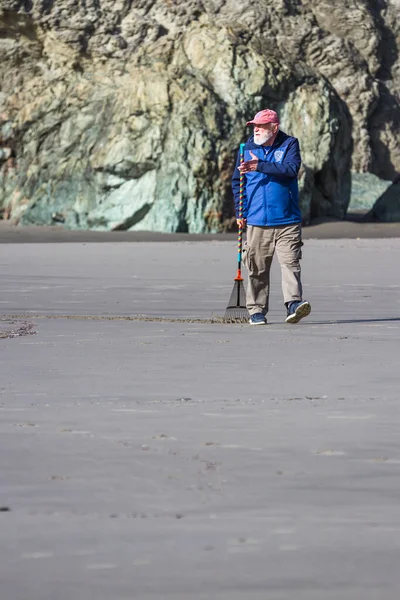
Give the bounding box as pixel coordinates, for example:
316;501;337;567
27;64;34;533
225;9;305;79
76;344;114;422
87;172;156;231
349;173;392;212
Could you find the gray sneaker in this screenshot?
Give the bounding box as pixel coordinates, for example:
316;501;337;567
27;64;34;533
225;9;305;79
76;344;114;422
285;301;311;324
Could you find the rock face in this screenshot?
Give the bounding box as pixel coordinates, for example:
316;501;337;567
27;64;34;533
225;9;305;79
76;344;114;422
0;0;399;231
349;172;392;212
366;179;400;222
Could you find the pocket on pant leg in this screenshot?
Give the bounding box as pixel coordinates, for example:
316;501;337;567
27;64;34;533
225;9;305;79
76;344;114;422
276;226;303;266
288;226;303;261
290;239;303;263
298;240;304;260
242;242;249;268
243;244;258;273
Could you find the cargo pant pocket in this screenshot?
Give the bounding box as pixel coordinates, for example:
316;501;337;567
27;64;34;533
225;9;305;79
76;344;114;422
242;242;249;269
298;240;304;260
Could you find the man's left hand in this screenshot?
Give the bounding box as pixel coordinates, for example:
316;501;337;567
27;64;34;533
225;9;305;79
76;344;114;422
238;151;259;173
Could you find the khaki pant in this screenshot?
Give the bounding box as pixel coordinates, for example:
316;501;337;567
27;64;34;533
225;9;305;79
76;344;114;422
243;224;303;315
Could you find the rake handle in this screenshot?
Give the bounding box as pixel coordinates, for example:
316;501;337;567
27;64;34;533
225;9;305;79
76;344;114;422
236;142;245;281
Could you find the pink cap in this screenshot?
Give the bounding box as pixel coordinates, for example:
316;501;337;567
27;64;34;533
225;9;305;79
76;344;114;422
246;109;280;126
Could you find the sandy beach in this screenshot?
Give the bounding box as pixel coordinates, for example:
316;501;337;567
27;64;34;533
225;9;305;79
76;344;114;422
1;218;400;243
1;230;400;599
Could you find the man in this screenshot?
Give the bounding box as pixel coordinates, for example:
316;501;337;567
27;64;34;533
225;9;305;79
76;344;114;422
232;108;311;325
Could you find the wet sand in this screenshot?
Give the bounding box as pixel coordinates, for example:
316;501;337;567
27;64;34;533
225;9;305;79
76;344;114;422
1;218;400;242
1;236;400;599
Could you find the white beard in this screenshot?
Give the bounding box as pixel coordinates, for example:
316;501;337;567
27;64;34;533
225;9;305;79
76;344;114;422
253;130;275;146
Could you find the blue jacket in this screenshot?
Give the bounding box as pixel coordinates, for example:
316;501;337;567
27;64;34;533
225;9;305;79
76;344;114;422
232;131;302;226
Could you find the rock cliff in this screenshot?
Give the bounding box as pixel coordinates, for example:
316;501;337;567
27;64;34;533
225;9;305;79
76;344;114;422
0;0;399;231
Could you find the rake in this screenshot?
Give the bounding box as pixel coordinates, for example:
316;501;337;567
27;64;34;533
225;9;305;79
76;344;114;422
223;143;249;323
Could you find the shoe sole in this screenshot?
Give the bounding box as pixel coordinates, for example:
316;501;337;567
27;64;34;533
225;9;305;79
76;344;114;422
249;319;267;325
285;301;311;324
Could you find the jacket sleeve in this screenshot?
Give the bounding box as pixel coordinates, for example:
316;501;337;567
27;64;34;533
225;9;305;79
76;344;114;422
256;138;301;180
231;149;248;219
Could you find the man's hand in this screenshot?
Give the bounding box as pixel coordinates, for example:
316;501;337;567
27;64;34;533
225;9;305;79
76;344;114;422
236;218;247;229
238;151;259;174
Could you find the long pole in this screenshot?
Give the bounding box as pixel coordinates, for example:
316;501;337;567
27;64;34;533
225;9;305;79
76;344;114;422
235;142;245;284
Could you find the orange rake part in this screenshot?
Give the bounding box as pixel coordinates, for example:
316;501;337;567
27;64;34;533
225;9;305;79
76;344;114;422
223;143;249;323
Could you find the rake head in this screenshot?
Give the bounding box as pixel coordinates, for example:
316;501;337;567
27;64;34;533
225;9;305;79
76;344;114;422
223;278;249;323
